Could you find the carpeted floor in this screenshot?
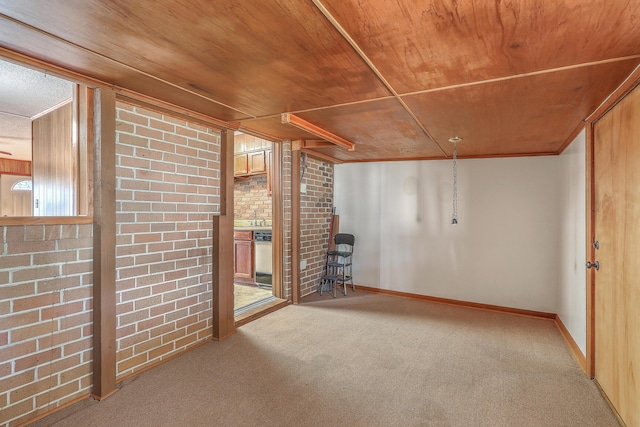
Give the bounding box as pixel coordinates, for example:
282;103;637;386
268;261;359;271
32;291;619;426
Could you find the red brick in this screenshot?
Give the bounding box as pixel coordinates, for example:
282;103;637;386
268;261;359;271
59;312;91;330
64;337;92;356
13;293;60;312
148;342;174;360
149;324;174;338
5;226;25;242
118;309;149;327
149;302;176;317
14;347;62;372
59;363;91;385
118;110;149;126
117;325;136;340
58;237;92;250
62;287;92;302
35;380;83;407
37;354;81;378
161;328;186;344
10;375;58;402
38;275;81;293
117;353;147;373
41;301;84;320
0;341;36;364
0;254;31;269
133;337;162;354
175;333;197;349
0;283;34;300
0;398;33;425
1;310;39;330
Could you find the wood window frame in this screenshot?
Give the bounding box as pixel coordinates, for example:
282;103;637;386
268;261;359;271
0;56;93;226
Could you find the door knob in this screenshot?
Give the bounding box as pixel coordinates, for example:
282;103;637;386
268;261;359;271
586;260;600;271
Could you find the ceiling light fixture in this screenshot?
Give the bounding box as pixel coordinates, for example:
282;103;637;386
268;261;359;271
448;137;462;225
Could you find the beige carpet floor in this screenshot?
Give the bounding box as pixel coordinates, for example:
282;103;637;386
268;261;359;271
32;291;619;426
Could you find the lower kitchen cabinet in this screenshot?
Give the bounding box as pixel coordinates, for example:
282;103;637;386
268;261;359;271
234;230;254;284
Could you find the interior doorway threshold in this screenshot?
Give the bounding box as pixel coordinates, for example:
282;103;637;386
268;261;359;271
235;297;289;327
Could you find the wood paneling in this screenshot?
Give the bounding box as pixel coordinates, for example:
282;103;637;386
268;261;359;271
213;130;235;340
0;18;247;121
32;101;75;216
296;98;443;160
2;1;639;161
593;84;640;427
319;0;640;93
0;0;390;116
77;85;92;216
92;88;117;400
403;60;640;157
0;159;31;176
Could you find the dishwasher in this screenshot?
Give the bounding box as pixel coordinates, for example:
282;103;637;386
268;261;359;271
253;230;272;288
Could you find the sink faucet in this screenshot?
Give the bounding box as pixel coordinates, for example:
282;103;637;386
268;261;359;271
253;210;258;226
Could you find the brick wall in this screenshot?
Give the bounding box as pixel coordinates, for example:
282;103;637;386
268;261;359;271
1;224;93;427
234;174;272;221
282;142;293;299
299;156;334;297
115;102;220;378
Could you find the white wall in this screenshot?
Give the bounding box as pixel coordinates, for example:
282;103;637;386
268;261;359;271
334;156;562;313
558;130;587;355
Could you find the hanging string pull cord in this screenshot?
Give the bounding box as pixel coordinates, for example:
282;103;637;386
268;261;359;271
452;139;458;225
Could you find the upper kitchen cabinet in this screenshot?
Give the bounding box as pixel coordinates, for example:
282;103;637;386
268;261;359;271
234;132;272;178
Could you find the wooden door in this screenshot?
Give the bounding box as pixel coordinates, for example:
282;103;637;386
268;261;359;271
593;83;640;427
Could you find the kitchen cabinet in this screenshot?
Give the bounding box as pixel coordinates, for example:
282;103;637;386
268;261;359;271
234;154;248;175
234;149;268;177
234;230;254;284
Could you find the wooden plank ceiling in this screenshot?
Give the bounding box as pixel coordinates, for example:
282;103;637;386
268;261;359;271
1;0;639;161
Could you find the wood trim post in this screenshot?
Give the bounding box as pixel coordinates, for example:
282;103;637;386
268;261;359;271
272;142;284;299
92;88;117;400
585;122;596;379
212;130;235;340
291;150;301;304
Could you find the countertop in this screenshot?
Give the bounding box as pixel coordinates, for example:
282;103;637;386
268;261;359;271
234;226;272;231
234;220;272;231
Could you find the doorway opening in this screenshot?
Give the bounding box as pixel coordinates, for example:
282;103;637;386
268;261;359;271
232;133;286;321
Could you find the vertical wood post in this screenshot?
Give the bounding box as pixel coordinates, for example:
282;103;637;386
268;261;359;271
291;149;301;304
92;88;117;399
213;129;236;340
585;122;596;379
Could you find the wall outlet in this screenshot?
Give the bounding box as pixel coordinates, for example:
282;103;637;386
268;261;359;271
300;259;307;270
300;183;307;194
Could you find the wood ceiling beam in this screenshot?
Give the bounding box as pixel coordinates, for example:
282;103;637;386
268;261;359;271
235;125;282;142
301;140;334;148
291;139;334;150
311;0;447;157
292;140;344;164
301;148;343;164
282;113;355;151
